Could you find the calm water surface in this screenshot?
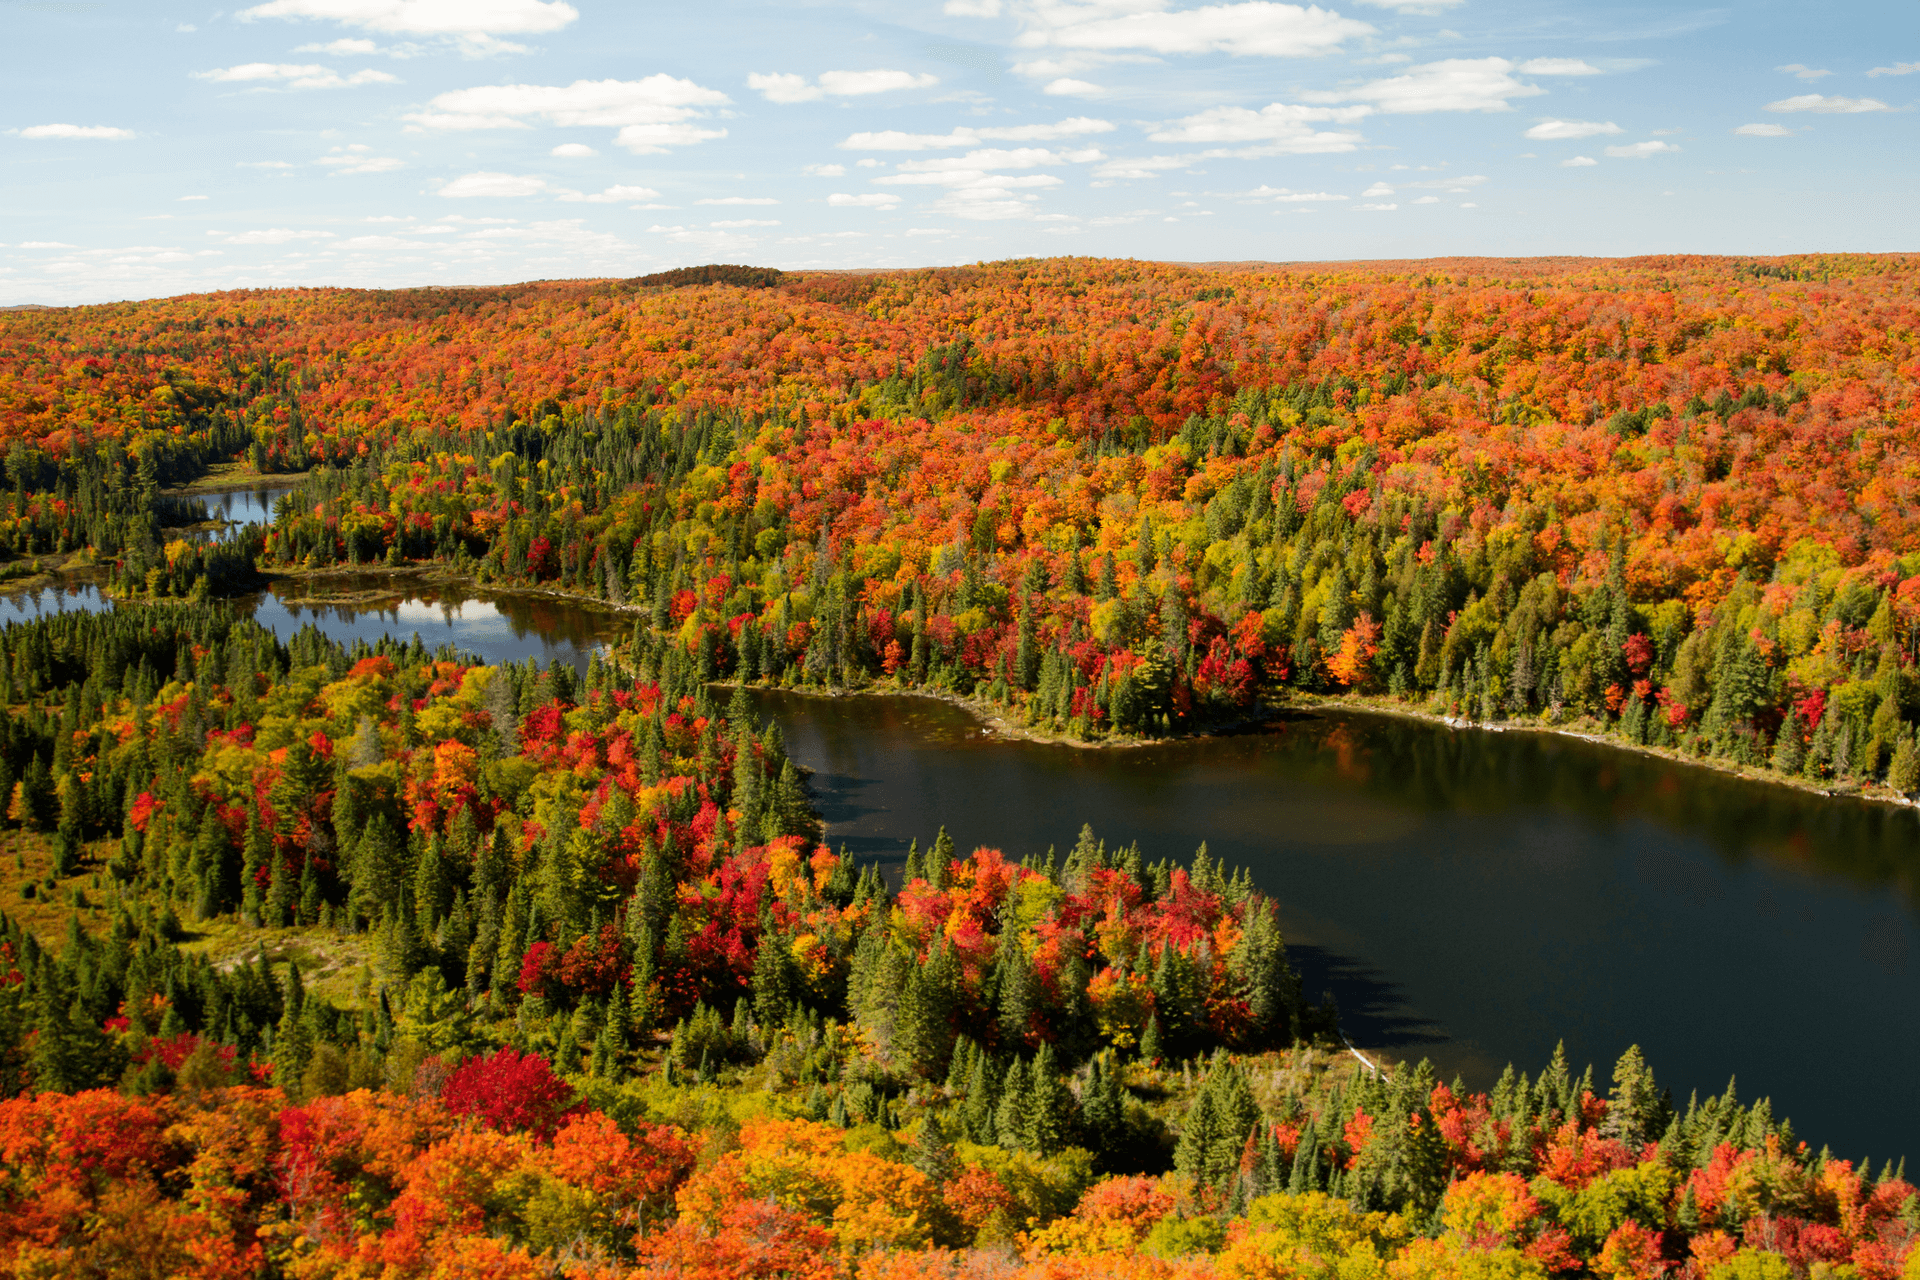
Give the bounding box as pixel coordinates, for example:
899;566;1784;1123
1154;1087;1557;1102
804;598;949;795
5;577;1915;1158
0;575;629;674
155;486;298;540
750;689;1920;1163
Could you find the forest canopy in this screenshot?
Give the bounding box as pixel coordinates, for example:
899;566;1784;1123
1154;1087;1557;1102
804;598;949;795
0;254;1917;1277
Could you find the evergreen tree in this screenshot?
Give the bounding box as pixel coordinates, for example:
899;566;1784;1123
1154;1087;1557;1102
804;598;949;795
993;1056;1030;1149
352;814;405;929
30;966;108;1092
1023;1042;1076;1155
913;1112;955;1184
751;927;794;1029
273;961;313;1093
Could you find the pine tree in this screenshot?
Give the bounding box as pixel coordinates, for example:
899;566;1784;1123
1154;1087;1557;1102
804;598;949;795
752;927;794;1029
273;961;313;1094
963;1050;1000;1143
1080;1052;1125;1158
297;856;321;926
995;932;1035;1049
30;966;107;1092
1772;720;1807;775
240;807;268;926
1023;1042;1077;1156
994;1056;1030;1149
1887;727;1920;795
352;814;405;929
1600;1043;1667;1149
895;939;959;1079
913;1112;956;1183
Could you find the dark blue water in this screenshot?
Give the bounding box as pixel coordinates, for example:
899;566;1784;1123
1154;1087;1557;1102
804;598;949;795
750;689;1920;1164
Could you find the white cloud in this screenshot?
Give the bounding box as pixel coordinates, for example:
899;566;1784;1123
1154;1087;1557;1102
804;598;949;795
1764;94;1891;113
1733;123;1791;137
1361;181;1394;196
1402;173;1486;191
558;184;660;203
1411;195;1440;202
1015;2;1374;58
13;123;135;139
178;195;209;200
841;117;1116;150
1604;140;1680;158
611;123;727;152
238;0;578;36
177;22;197;31
1352;0;1461;11
313;144;403;174
696;196;779;205
1560;155;1597;166
19;241;78;248
294;37;389;53
1044;78;1103;96
1775;64;1830;81
550;142;595;157
1517;58;1602;75
710;219;779;227
748;69;938;103
889;146;1101;176
828;193;899;207
1867;62;1919;77
748;69;936;103
192;62;399;89
438;171;550;197
803;163;847;176
1147;102;1370;154
1228;185;1346;202
944;0;1000;13
1354;202;1396;211
1524;119;1621;140
1144;100;1374;143
212;228;337;244
1303;57;1543;113
405;77;729;152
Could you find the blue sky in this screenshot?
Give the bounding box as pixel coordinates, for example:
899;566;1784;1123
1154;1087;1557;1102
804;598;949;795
3;0;1913;304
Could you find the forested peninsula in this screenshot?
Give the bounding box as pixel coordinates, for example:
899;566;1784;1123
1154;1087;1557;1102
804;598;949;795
0;256;1917;1278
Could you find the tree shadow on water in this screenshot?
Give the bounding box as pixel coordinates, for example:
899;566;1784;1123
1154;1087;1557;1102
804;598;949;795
805;770;892;831
1288;943;1449;1051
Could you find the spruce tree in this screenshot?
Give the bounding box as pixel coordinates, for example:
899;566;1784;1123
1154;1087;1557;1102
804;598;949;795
30;966;106;1092
993;1056;1030;1149
913;1112;956;1184
1023;1043;1077;1156
995;932;1035;1049
240;807;268;926
963;1051;1000;1143
751;927;794;1029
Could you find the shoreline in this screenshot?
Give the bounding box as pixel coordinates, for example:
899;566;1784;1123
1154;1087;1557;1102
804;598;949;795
1286;689;1920;814
15;552;1913;813
159;465;310;497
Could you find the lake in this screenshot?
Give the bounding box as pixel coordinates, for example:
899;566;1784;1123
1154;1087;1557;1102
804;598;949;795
6;575;1915;1160
749;689;1920;1164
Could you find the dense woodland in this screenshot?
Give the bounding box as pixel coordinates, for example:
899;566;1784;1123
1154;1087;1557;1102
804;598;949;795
0;256;1918;1276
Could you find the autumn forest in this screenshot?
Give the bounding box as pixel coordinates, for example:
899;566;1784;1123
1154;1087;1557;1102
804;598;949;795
0;254;1917;1279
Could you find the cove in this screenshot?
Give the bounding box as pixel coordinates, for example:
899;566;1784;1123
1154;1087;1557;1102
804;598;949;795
751;687;1920;1164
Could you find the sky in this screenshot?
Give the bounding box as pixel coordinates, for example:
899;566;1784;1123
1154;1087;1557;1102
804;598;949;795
2;0;1914;304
